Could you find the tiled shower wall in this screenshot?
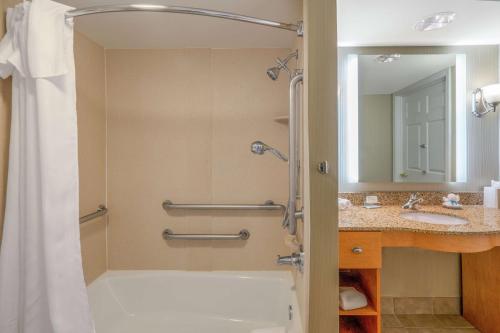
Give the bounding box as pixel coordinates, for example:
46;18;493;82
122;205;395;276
105;48;292;270
75;33;107;283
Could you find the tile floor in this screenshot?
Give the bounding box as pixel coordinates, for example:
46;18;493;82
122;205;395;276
382;297;480;333
382;314;480;333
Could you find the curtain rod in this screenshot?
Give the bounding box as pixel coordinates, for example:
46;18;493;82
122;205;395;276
65;4;303;36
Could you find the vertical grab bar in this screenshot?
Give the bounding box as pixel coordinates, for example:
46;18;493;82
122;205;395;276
285;73;304;235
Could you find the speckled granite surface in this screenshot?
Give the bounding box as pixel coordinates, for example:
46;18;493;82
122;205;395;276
339;192;483;206
339;205;500;235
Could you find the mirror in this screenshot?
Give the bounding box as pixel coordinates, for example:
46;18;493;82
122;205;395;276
339;52;467;184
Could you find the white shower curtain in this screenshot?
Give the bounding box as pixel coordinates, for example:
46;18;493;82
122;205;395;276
0;1;94;332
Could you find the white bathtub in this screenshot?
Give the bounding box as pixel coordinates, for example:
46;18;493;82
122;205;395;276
88;271;303;333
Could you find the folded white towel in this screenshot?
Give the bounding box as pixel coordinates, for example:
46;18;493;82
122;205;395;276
338;198;352;210
251;327;286;333
339;287;368;311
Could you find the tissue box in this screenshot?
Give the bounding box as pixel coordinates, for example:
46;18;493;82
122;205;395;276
484;187;500;208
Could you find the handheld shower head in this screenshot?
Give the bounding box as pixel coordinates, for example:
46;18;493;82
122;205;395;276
251;141;288;162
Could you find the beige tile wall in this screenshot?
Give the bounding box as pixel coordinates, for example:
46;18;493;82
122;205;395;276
75;32;107;283
106;48;291;270
382;248;462;297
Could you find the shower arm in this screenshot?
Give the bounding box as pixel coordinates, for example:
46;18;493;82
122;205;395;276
65;4;304;36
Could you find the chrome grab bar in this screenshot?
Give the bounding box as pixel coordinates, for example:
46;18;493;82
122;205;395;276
284;73;304;235
162;200;285;211
79;205;108;224
162;229;250;241
65;4;303;36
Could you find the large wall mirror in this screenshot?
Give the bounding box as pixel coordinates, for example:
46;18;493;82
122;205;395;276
340;53;467;184
338;46;500;191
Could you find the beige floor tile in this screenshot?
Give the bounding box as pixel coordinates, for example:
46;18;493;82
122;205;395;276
383;328;408;333
406;328;479;333
433;298;461;315
383;315;404;328
382;297;395;314
434;315;474;328
405;329;435;333
395;298;434;314
397;315;444;328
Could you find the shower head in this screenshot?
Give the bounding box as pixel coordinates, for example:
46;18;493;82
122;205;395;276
266;67;281;81
251;141;288;162
266;50;299;81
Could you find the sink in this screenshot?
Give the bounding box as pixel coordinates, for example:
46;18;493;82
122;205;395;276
400;212;468;225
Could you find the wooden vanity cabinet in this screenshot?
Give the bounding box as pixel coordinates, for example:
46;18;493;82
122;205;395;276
462;247;500;333
339;232;382;333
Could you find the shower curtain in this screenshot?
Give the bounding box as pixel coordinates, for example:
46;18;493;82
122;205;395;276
0;1;94;332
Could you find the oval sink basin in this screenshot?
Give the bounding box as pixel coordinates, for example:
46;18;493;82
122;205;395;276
400;212;468;225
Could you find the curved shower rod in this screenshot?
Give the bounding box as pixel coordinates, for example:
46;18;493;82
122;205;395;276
65;4;303;36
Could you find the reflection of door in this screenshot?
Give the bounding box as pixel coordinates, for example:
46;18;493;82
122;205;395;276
394;69;451;183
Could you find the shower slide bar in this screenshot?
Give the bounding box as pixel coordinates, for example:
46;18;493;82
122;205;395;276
65;4;303;36
163;228;250;241
79;205;108;224
162;200;285;212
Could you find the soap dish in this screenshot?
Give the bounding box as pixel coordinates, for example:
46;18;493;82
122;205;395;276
442;202;463;210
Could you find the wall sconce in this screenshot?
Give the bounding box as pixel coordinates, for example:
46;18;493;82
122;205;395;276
472;83;500;118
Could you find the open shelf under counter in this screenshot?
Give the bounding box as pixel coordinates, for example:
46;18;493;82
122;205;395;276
339;303;378;316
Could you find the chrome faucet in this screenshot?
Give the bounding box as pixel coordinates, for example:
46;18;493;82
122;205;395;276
402;193;423;210
277;252;304;272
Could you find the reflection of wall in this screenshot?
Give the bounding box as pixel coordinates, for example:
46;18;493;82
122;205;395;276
359;94;392;182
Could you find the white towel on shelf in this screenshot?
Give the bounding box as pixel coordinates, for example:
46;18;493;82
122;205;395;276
251;327;286;333
339;287;368;311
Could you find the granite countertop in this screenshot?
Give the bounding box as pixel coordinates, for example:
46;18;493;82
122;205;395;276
339;205;500;235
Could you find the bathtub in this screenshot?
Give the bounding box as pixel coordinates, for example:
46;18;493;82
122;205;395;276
87;271;303;333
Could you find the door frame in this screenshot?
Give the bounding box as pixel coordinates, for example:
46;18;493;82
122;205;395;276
393;68;452;182
303;0;338;332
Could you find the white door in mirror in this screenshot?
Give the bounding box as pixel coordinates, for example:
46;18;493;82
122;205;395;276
394;69;450;183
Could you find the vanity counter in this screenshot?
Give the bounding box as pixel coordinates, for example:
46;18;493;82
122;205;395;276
339;205;500;235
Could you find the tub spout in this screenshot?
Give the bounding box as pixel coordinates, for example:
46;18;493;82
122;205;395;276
276;252;304;272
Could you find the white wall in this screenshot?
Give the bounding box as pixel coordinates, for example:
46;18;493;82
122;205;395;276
359;94;393;182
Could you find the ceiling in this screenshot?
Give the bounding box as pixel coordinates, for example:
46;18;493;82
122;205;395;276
359;54;456;95
338;0;500;46
58;0;301;48
56;0;500;49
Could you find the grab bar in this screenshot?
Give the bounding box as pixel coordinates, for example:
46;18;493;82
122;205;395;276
284;73;304;235
162;229;250;240
162;200;285;211
79;205;108;224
